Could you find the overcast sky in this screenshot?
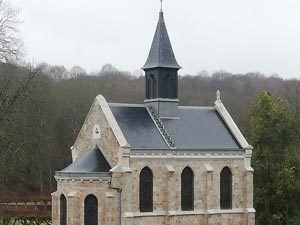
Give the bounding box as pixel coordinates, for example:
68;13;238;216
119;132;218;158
11;0;300;78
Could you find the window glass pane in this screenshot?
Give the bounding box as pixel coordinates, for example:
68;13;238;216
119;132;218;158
220;167;232;209
60;195;67;225
181;167;194;211
140;167;153;212
85;195;98;225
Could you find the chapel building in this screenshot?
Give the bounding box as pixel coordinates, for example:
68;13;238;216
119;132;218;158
52;7;255;225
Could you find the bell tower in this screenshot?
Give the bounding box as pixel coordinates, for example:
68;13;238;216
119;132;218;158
142;9;181;118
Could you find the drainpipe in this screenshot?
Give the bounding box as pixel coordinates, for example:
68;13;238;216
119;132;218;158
109;179;122;225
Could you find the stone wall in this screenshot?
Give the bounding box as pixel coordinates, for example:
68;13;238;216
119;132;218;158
53;95;255;225
119;155;255;225
73;98;121;166
53;153;254;225
53;179;119;225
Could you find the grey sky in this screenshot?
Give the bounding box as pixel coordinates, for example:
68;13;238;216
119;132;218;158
11;0;300;78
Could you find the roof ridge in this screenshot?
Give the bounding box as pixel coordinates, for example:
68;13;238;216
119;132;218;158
108;103;145;107
179;106;215;109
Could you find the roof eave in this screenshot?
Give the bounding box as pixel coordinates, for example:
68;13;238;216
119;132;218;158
141;64;182;70
55;171;112;179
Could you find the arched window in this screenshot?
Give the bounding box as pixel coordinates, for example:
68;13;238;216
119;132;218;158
220;167;232;209
60;194;67;225
181;167;194;211
147;77;153;99
169;76;176;98
84;195;98;225
164;75;170;98
139;167;153;212
147;75;155;99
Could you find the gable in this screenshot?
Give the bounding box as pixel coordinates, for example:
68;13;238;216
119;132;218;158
72;95;129;166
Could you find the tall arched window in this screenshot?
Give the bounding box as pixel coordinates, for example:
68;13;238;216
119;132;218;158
165;75;170;98
84;195;98;225
139;167;153;212
169;77;176;98
220;167;232;209
181;167;194;211
60;194;67;225
147;77;153;99
147;75;155;99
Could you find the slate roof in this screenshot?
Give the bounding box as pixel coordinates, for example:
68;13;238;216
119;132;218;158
61;146;111;173
142;12;181;70
110;104;241;150
110;105;168;149
161;107;240;149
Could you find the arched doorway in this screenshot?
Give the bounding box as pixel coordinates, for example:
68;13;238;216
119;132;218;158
84;194;98;225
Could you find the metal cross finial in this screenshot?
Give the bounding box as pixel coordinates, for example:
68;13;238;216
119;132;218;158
216;90;221;102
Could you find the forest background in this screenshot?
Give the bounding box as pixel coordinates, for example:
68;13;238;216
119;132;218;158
0;0;299;224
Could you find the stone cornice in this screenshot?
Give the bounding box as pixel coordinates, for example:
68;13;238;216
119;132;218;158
130;148;244;157
55;171;112;181
124;208;255;218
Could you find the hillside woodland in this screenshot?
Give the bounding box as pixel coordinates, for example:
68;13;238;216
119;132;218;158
1;0;300;223
1;62;300;224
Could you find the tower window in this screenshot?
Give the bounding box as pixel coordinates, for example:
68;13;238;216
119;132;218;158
84;194;98;225
166;75;170;98
139;167;153;212
181;167;194;211
160;74;169;98
60;194;67;225
220;167;232;209
147;75;155;99
168;76;176;98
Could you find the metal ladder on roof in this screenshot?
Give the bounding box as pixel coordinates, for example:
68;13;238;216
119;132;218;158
147;106;177;149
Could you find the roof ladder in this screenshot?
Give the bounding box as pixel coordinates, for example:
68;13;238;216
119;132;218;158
147;106;177;149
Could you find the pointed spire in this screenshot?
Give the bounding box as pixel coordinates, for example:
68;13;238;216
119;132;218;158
142;10;181;70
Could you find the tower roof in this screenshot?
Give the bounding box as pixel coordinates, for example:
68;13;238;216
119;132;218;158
142;11;181;70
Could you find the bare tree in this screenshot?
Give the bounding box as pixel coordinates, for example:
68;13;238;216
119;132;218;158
0;67;39;121
0;0;23;62
283;79;300;115
70;65;87;78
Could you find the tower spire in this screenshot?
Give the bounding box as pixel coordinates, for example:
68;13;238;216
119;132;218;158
160;0;163;12
142;8;181;118
142;8;181;70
